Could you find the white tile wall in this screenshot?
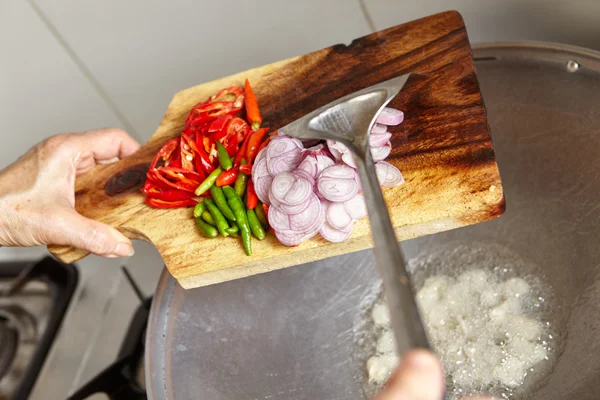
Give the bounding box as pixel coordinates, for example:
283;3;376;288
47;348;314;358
362;0;600;50
32;0;372;140
0;1;125;171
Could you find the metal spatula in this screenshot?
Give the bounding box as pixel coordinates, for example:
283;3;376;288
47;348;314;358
281;74;430;354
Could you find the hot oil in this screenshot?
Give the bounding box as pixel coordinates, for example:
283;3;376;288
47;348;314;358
357;242;566;400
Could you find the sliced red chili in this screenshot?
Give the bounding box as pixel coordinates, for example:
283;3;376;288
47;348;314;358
145;197;197;208
142;186;195;202
153;167;203;192
226;117;250;143
180;133;198;171
211;86;244;107
150;138;179;170
208;115;233;133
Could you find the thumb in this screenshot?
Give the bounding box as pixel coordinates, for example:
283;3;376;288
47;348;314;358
374;350;444;400
52;208;134;258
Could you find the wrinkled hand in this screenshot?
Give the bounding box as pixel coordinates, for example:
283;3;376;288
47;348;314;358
0;129;140;257
373;350;491;400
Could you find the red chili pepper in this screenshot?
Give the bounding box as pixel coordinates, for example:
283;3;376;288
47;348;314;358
262;203;269;223
153;167;203;192
257;135;272;153
145;197;197;208
180;133;199;171
244;79;262;131
142;186;195;202
150;138;179;170
211;86;244;107
246;128;269;164
246;179;258;210
239;164;252;175
216;167;239;187
194;136;215;174
225;135;239;158
208;115;233;133
227;117;250;143
234;137;250;166
202;137;211;153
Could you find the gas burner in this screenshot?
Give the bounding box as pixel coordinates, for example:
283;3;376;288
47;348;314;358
0;257;77;400
0;322;18;379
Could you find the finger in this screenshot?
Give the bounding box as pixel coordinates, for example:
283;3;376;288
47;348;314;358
73;128;141;162
51;208;135;258
374;350;444;400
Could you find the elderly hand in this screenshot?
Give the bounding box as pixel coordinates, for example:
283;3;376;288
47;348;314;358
373;350;491;400
0;128;140;257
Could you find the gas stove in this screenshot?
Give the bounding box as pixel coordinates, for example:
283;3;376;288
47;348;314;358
0;258;77;399
0;242;164;400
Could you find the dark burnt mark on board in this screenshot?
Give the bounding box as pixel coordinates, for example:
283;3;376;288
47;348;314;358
104;163;150;197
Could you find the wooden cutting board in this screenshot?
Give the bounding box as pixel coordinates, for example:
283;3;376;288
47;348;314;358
48;11;505;289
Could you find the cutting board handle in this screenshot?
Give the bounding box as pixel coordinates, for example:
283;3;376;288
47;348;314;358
47;146;159;264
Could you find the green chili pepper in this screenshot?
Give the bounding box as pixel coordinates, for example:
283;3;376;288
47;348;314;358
225;225;239;235
222;186;252;256
234;159;248;197
247;209;266;240
195;217;218;238
210;185;236;221
193;202;206;218
216;141;233;170
201;210;216;226
195;167;222;196
254;202;268;227
204;199;229;237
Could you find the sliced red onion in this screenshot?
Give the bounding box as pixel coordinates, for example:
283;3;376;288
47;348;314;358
268;205;292;231
275;229;319;247
319;164;358;180
270;195;312;214
371;123;387;135
326;202;353;230
315;154;335;176
267;137;302;160
293;169;315;187
327;143;343;162
267;151;302;176
289;195;322;231
317;165;360;202
376;108;404;126
375;161;405;187
254;176;273;205
320;220;354;242
297;157;318;178
341;151;357;168
369;131;392;147
254;147;268;167
270;172;312;206
371;142;392;162
344;193;367;220
252;156;270;179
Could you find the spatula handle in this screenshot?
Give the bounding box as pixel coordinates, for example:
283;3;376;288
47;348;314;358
356;157;430;352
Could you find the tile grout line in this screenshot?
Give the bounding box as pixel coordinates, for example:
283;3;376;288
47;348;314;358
359;0;377;33
26;0;142;143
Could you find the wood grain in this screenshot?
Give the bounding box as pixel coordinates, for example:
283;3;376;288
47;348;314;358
48;11;505;289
